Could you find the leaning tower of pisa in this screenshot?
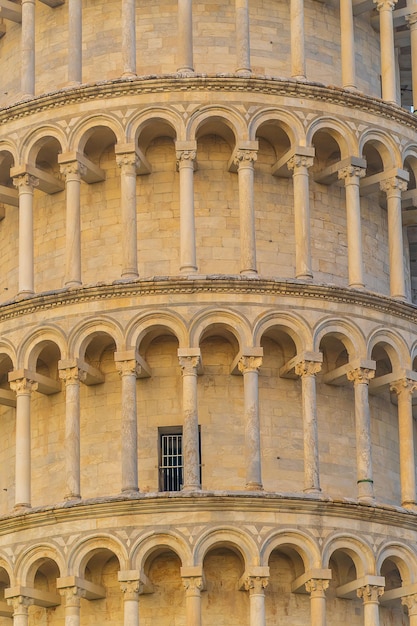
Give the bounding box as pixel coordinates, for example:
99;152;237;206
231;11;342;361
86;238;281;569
2;0;417;624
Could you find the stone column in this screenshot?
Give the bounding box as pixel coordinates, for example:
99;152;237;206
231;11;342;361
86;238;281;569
234;149;258;276
287;153;314;280
68;0;82;84
374;0;398;103
13;174;39;296
380;176;408;300
235;0;251;75
8;596;34;626
60;161;86;287
295;360;322;493
21;0;35;97
402;594;417;625
120;580;141;626
407;12;417;110
346;368;376;503
176;147;197;274
182;577;203;626
291;0;306;79
390;378;417;508
238;355;263;490
115;358;140;494
305;579;329;626
244;576;268;626
178;351;201;491
122;0;137;77
58;364;87;500
340;0;356;89
177;0;193;73
357;585;384;626
9;377;38;510
338;165;366;288
58;586;86;626
116;153;139;279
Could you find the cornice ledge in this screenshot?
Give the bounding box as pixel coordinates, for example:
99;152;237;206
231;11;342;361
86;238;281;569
0;75;414;130
0;278;415;323
0;492;416;536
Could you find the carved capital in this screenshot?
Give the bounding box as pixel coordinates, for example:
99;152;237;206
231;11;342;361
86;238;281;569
116;153;140;169
182;576;204;594
120;579;143;599
60;161;87;178
176;149;196;163
179;355;200;375
9;377;38;395
402;593;417;615
407;12;417;27
390;378;417;397
380;177;408;194
374;0;397;10
346;367;375;385
13;173;39;191
233;149;257;168
305;578;330;595
115;359;141;378
7;595;34;613
295;360;322;377
243;576;269;594
357;584;384;603
287;154;314;171
238;355;263;374
58;586;86;607
338;165;366;181
58;366;87;385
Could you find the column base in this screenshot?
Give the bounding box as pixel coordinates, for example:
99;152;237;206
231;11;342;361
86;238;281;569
402;500;417;510
16;290;35;299
13;503;31;512
120;271;139;280
121;72;137;80
180;265;198;274
236;68;252;77
291;75;307;82
303;487;322;495
391;294;407;302
296;273;313;280
182;484;201;492
176;68;195;76
245;482;263;491
64;280;82;288
240;269;258;277
349;282;365;289
64;494;81;502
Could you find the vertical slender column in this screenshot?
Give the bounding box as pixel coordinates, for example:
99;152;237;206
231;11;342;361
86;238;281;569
60;161;86;287
58;587;85;626
177;0;194;73
380;176;408;300
8;596;33;626
357;585;384;626
291;0;306;79
9;377;38;510
406;12;417;110
390;378;417;508
238;355;263;490
305;579;329;626
116;153;139;279
58;363;87;500
295;360;322;493
402;594;417;625
338;165;366;288
374;0;398;103
234;149;258;276
235;0;251;75
182;577;203;626
122;0;137;77
178;350;201;491
115;358;140;493
21;0;36;97
176;146;197;274
244;576;269;626
287;154;314;280
120;580;141;626
340;0;357;89
346;368;376;502
13;174;38;296
68;0;82;84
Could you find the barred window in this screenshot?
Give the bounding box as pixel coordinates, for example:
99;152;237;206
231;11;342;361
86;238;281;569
158;427;201;491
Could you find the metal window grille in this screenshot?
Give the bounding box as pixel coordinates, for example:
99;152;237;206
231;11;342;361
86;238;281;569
160;433;183;491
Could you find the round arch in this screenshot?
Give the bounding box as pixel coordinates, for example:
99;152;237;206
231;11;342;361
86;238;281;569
189;308;251;351
186;106;247;145
68;534;129;577
127;311;189;353
68;316;124;360
322;533;375;576
260;529;321;570
131;531;192;572
253;311;312;353
193;527;259;568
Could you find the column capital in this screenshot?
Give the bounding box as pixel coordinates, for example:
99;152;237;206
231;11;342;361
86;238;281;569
9;377;38;395
407;11;417;27
243;575;269;594
380;176;408;195
238;355;263;374
373;0;397;10
58;585;86;607
116;152;140;169
357;584;384;603
115;358;141;378
178;354;201;375
233;149;258;169
182;576;204;594
287;153;314;171
390;377;417;397
59;160;87;179
12;173;39;190
58;365;87;385
295;360;322;377
305;578;330;596
7;595;34;613
402;593;417;615
338;165;366;181
346;367;375;385
120;579;143;599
